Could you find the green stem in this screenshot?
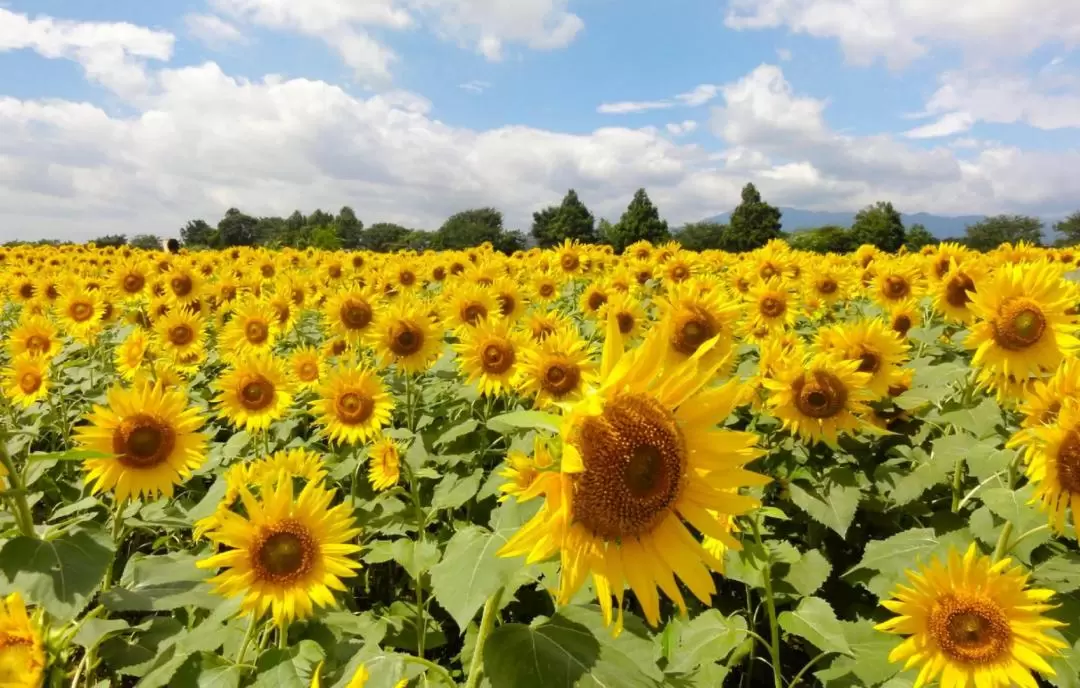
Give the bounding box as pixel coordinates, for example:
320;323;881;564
950;453;965;513
101;500;127;592
404;373;416;432
464;587;505;688
788;651;833;686
235;613;258;665
992;521;1015;563
278;619;289;650
401;655;456;687
0;438;36;538
750;516;783;688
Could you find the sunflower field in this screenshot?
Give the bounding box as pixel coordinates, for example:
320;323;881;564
2;238;1080;688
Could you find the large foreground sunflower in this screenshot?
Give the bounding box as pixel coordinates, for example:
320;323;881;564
499;315;768;630
75;382;208;502
0;592;46;688
197;477;362;626
876;544;1066;688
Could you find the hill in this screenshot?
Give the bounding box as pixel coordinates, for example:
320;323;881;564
704;207;985;239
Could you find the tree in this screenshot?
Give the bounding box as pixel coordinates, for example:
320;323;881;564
493;230;527;255
1054;211;1080;246
850;201;906;252
362;223;411;252
337;206;364;249
904;223;938;251
728;183;783;251
180;220;216;247
217;208;259;247
435;208;504;250
531;190;597;247
963;215;1044;251
787;226;857;254
129;234;161;250
675;222;727;251
91;234;127;248
309;225;343;250
604;188;671;253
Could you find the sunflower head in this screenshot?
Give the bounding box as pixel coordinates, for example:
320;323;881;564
519;327;597;409
311;362;394;445
0;592;47;688
368;437;403;492
454;319;525;397
369;298;445;374
764;354;877;447
214;353;294;433
2;353;50;409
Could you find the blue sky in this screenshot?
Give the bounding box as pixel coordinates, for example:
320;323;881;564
1;0;1079;240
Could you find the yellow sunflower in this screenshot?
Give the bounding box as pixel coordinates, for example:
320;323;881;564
659;279;741;369
491;277;526;322
215;354;294;433
58;286;103;342
1020;400;1080;536
967;262;1079;380
0;592;46;688
153;308;206;362
521;310;573;343
933;260;984;325
454;318;526;397
197;476;362;627
1;353;49;408
519;327;598;409
367;298;445;374
876;544;1066;688
873;261;925;307
368;437;403;492
220;299;279;361
815;319;910;399
747;278;796;332
764;353;877;447
442;283;498;331
113;258;149;301
499;317;768;630
323;287;379;344
311;363;394;445
530;273;561;303
75;381;208;502
8;315;60;360
498;437;554;502
163;263;204;307
288;346;325;392
579;283;610;318
599;291;647;344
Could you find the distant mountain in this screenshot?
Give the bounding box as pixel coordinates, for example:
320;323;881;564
703;207;986;239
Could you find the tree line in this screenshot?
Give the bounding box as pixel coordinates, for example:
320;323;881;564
57;184;1080;254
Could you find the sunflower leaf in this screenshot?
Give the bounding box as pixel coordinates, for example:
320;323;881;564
788;468;861;538
777;596;852;656
779;548;832;597
0;526;114;620
665;610;749;674
486;410;562;435
253;640;325;688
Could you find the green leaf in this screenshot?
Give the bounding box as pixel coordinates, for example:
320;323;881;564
171;652;244;688
365;538;441;580
73;618;130;649
778;597;852;656
483;606;662;688
1033;554;1080;594
981;485;1051;563
486;410;561;435
846;528;973;599
27;448;110;462
886;446;953;506
254;640;325;688
0;527;114;620
434;418;479;448
788;468;861;538
431;469;483;511
429;522;524;632
102;552;219;611
936;398;1002;440
666;610;748;674
782;548;832;597
814;620;900;686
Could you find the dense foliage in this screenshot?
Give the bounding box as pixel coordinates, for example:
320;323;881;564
3;238;1080;688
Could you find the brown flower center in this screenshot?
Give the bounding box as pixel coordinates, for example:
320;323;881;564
561;253;580;272
170;275;193;297
793;371;848;419
330;339;348;356
571;394;685;540
993;298;1047;351
945;273;975;309
671;308;716;356
497;294;517;317
759;296;786;319
240;375;276;411
857;351;880;374
123;274;145;294
893;314;913;336
389;321;424;356
297;361;319;382
539;282;555;298
817;278;838;295
670;265;689;282
245;320;269;345
26;335;49;354
432;266;446;281
462;302;488;326
113;414;176;469
399;270;416;286
586;291;608;312
253;520;316;582
340;298;373;330
335;391;374;424
1056;428;1080;493
261;264;275;278
481;341;515;375
18;372;41;395
930;595;1012;665
69;301;94;322
616;311;635;335
541;358;581;397
169;324;194;347
883;275;910;300
18;283;34;299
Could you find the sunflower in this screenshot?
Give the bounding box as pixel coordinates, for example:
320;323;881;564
368;437;403;491
197;476;362;626
555;240;586;277
579;283;610;318
967;262;1079;380
1019;400;1080;536
530;274;560;303
875;544;1066;688
368;298;445;374
1;353;49;408
153;308;206;362
311;363;394;445
454;319;526;397
324;287;379;344
215;354;294;433
747;278;796;333
499;318;768;630
599;291;646;343
663;254;695;284
498;438;554;502
113;258;149;301
491;277;526;322
933;260;984;324
873;261;925;307
521;310;573;343
442;283;498;331
0;592;46;688
805;264;852;306
659;279;741;369
75;381;208;502
1010;357;1080;460
8;320;56;368
519;327;597;409
764;353;877;447
58;286;102;342
8;274;36;304
815;319;910;399
164;263;204;307
289;346;325;391
220;299;279;361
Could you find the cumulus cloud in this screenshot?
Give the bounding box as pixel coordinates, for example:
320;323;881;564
598;84;719;114
185;14;247;48
666;120;699;136
923;70;1080;130
904;112;975;139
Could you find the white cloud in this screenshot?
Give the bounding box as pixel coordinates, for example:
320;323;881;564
675;84;719;107
904;111;975;139
666;120;699;136
776;47;792;61
725;0;1080;69
459;80;491;94
923;70;1080;130
597;100;675;114
185;14;247;48
409;0;584;60
0;8;174;97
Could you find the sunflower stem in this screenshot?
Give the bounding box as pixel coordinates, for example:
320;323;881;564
278;619;289;650
749;515;783;688
950;452;965;513
464;586;504;688
235;613;258;665
401;655;456;687
992;520;1015;563
789;651;833;686
404;372;415;432
0;435;36;538
102;499;127;592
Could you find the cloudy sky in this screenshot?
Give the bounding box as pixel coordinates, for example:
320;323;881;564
2;0;1079;241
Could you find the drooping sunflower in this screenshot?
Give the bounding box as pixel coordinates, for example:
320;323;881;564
521;310;573;343
323;287;379;344
75;381;208;502
1;353;49;408
933;260;985;324
815;319;910;399
220;299;279;361
197;476;362;627
367;298;445;374
764;353;877;447
0;592;46;688
288;346;325;392
498;437;554;502
499;316;769;630
519;327;598;409
967;262;1079;380
454;318;526;397
887;298;923;338
215;354;294;433
311;363;394;445
114;328;150;381
8;315;60;360
368;437;403;492
875;544;1066;688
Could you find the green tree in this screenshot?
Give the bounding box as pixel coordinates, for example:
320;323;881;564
963;215;1044;251
1054;211;1080;246
531;190;597;247
336;206;364;249
435;208;504;250
493;230;527;254
309;225;343;250
728;183;783;251
217;208;259;247
180;220;216;247
850;201;906;252
787;226;856;254
603;188;671;253
675;222;726;251
91;234;127;248
129;234;161;250
904;223;938;251
362;223;411;252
